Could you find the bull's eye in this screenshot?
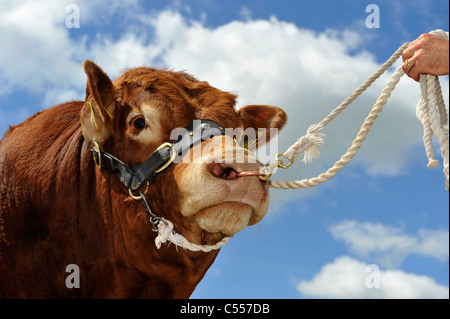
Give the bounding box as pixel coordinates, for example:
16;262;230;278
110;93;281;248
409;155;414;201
132;116;146;131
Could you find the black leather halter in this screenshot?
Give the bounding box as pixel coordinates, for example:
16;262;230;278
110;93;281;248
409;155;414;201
91;119;227;192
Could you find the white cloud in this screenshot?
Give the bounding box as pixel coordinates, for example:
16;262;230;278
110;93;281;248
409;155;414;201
415;229;450;261
329;220;449;268
0;0;142;102
87;33;160;78
141;10;449;182
297;220;450;298
296;256;449;299
0;4;448;188
0;1;448;299
0;0;85;97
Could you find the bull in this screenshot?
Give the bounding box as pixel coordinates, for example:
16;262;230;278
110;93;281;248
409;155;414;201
0;60;286;298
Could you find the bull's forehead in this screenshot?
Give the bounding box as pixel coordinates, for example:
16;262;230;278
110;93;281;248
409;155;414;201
115;67;242;130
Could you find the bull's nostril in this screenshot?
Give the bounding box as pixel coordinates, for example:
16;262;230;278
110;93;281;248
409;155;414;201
223;168;238;179
208;160;265;181
209;162;239;180
211;164;223;177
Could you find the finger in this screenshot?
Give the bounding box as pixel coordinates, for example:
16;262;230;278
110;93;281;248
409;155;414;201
408;61;421;82
402;62;409;75
402;46;414;61
402;56;414;73
409;67;421;82
402;39;419;61
403;56;419;81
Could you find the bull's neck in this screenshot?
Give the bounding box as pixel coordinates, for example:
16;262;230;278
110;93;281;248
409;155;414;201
90;159;219;298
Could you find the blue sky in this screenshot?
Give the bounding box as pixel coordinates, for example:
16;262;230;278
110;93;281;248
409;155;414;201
0;0;448;298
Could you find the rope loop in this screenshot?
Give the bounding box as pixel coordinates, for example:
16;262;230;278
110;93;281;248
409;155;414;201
268;29;449;192
153;30;448;253
154;218;231;252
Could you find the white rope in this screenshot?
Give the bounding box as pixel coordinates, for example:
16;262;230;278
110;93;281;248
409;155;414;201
154;217;231;252
154;30;449;252
416;29;449;190
269;29;449;191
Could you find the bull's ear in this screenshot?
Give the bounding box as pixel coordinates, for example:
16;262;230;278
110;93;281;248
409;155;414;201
239;105;287;149
80;60;116;144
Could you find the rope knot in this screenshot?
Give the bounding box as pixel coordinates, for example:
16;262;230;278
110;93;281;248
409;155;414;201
154;218;174;249
268;30;448;192
302;124;326;163
282;124;325;164
154;217;232;252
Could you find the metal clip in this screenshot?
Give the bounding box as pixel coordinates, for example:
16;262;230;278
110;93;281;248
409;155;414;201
139;191;162;231
128;181;149;200
258;153;295;181
275;153;295;169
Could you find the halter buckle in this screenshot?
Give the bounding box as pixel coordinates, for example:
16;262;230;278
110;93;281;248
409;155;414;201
153;142;177;173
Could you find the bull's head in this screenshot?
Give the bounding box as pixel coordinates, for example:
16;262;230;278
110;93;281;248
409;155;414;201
80;60;286;247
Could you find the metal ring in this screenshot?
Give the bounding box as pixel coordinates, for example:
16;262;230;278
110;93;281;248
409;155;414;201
259;172;272;181
128;181;149;200
258;164;272;181
406;58;412;68
153;143;177;173
92;141;102;169
276;153;295;169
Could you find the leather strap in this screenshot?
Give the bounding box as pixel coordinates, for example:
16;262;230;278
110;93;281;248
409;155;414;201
91;119;227;191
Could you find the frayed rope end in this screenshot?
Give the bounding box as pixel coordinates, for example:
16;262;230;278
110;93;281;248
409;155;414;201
302;125;325;164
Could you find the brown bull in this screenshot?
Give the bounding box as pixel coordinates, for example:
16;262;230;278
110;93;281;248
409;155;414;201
0;60;286;298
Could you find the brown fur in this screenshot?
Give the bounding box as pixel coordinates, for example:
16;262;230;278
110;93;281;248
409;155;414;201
0;61;286;298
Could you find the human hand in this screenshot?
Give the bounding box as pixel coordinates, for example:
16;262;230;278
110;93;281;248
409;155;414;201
402;33;449;81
